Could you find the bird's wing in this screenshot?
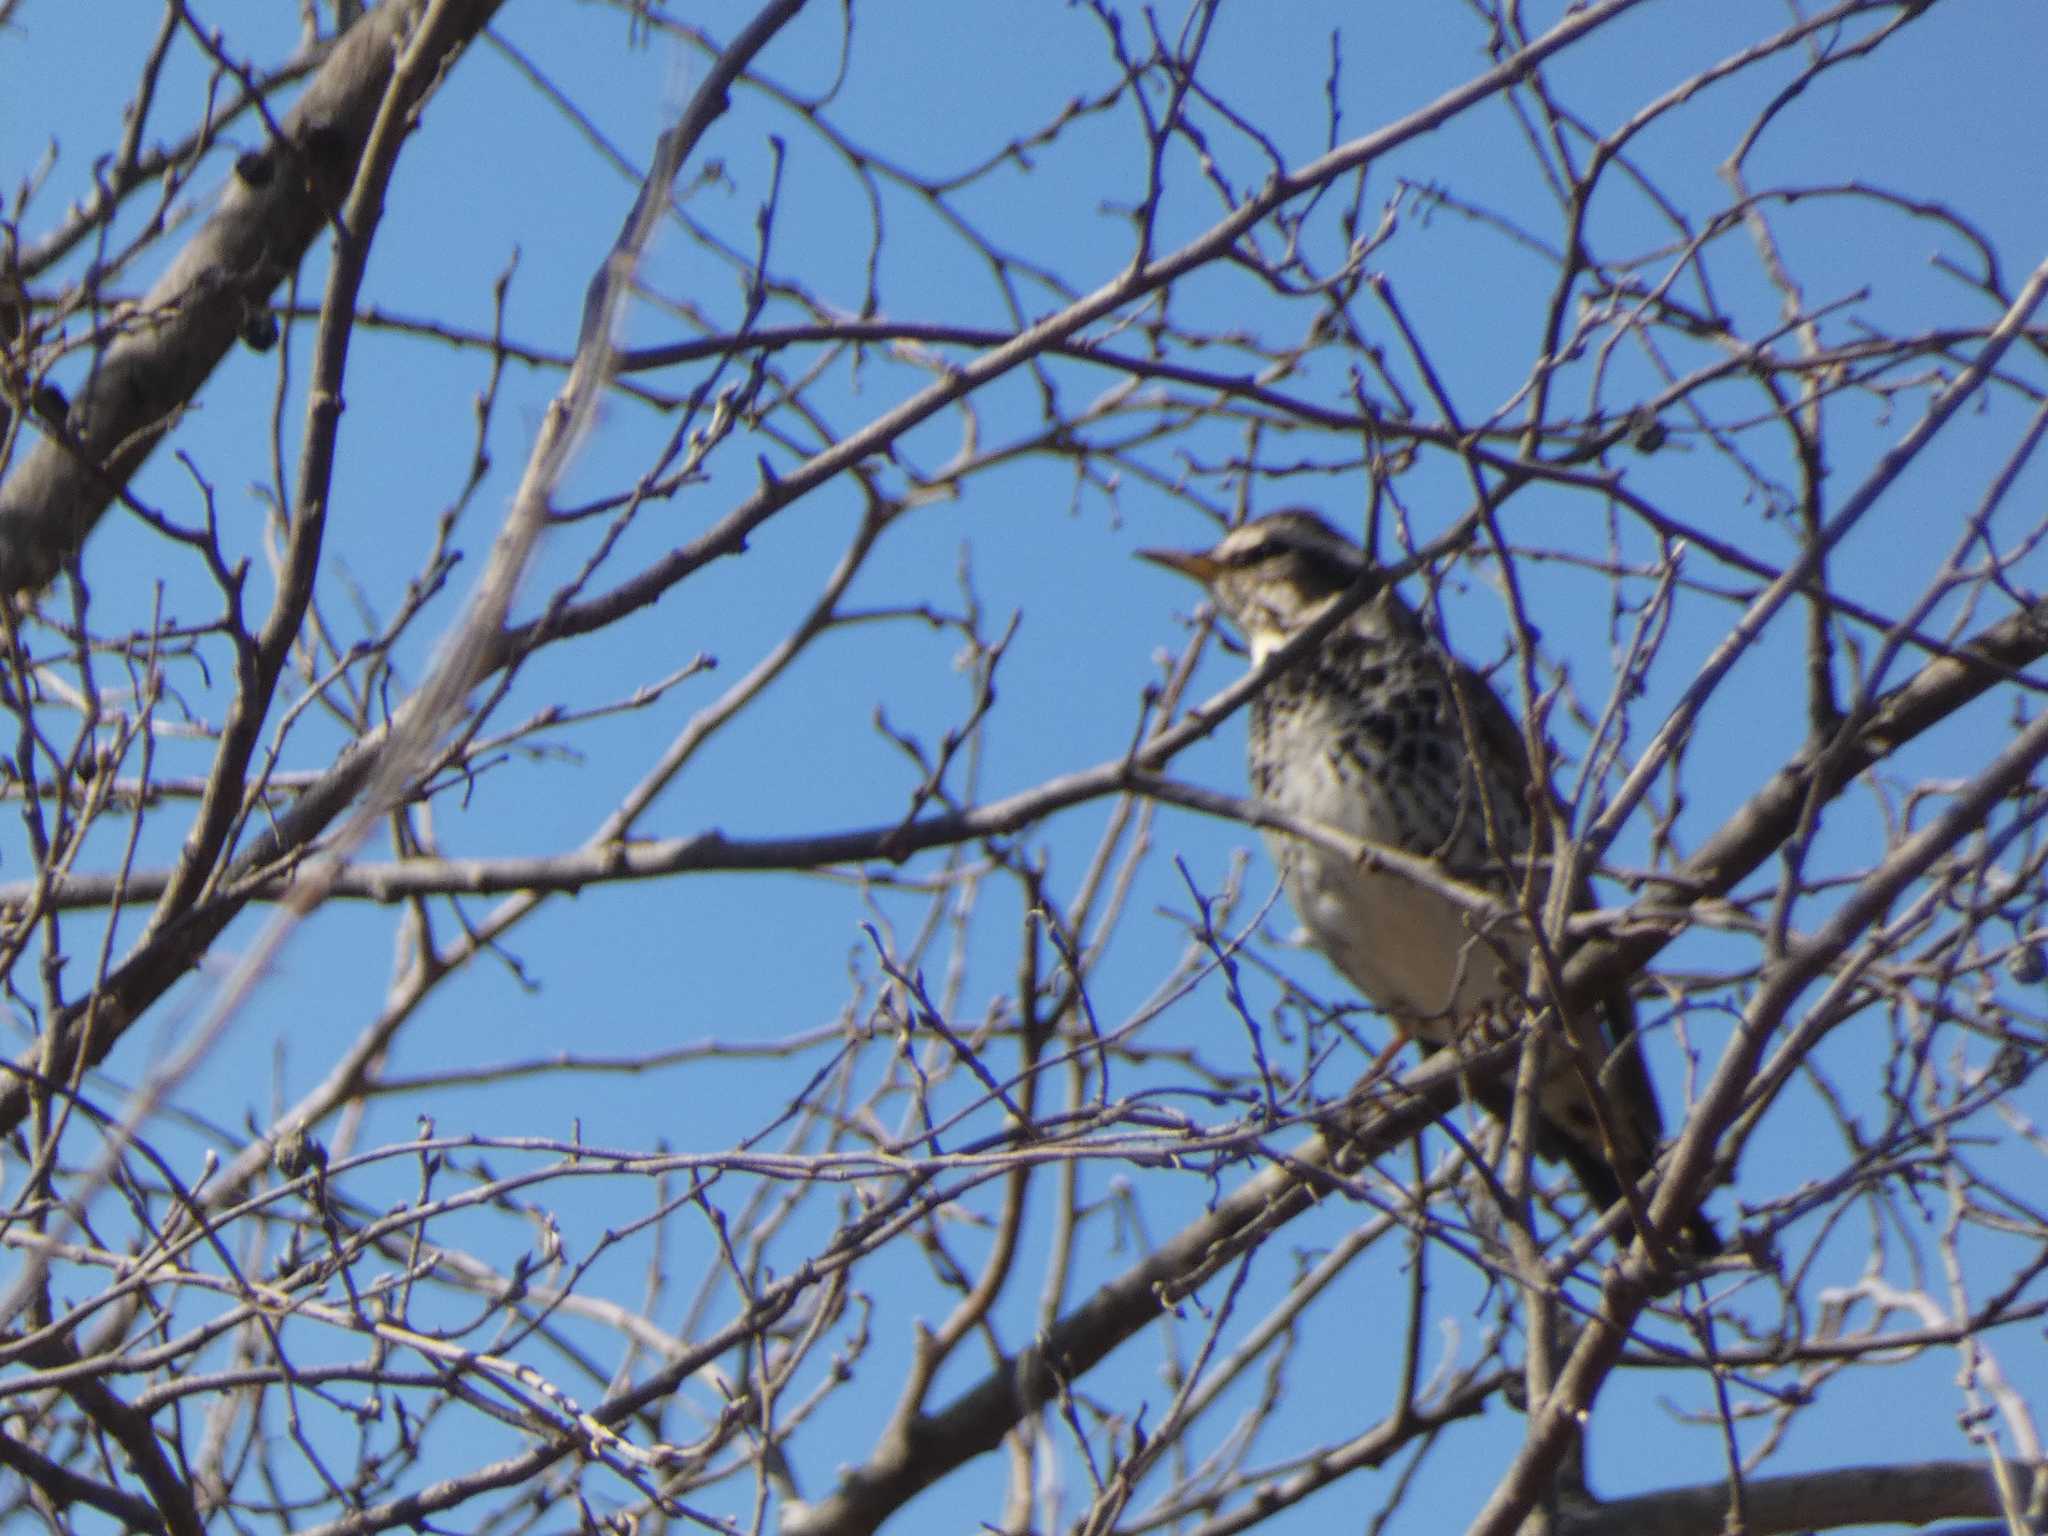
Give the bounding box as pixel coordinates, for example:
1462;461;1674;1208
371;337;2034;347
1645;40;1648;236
1443;657;1679;1193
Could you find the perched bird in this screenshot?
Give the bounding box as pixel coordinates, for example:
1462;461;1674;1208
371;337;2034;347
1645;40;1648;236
1142;509;1717;1253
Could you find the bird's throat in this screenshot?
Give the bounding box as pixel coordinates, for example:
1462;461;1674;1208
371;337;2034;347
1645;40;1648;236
1246;624;1292;666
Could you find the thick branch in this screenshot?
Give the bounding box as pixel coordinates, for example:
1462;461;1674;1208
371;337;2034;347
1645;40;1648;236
0;1426;170;1536
1563;592;2047;1003
1560;1459;2039;1536
0;0;803;1136
1473;701;2048;1536
779;1053;1483;1536
0;0;505;590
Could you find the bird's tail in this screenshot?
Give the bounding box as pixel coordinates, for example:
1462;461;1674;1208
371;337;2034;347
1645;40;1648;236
1556;1136;1721;1257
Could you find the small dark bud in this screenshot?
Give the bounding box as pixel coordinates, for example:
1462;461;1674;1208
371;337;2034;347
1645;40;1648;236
273;1124;327;1179
240;305;280;352
1627;407;1667;455
234;150;273;186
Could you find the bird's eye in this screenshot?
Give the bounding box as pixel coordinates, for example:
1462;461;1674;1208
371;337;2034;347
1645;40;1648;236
1222;540;1280;568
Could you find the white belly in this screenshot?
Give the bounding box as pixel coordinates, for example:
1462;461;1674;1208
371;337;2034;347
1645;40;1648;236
1270;835;1521;1034
1252;694;1528;1036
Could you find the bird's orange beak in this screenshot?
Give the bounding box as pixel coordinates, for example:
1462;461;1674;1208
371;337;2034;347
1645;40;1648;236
1137;547;1221;584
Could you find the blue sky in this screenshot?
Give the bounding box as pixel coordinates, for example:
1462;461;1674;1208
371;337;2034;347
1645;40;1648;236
4;2;2046;1532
